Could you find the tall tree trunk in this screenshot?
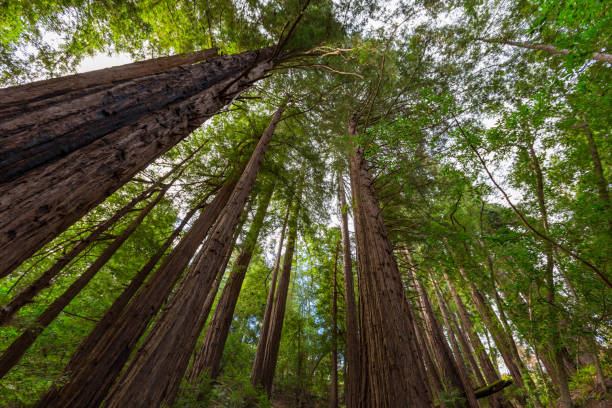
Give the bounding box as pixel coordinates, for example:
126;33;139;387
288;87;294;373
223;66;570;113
104;102;286;408
0;48;219;120
0;181;172;379
257;182;301;396
36;177;236;408
0;47;275;279
404;253;475;407
348;117;432;407
338;172;360;408
525;142;574;408
0;143;204;325
189;181;275;381
251;200;290;386
431;280;480;407
330;241;340;408
445;274;500;385
412;311;445;402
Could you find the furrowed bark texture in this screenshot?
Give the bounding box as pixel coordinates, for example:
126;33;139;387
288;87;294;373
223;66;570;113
36;178;236;408
338;172;360;408
251;201;290;387
0;48;219;121
0;144;202;325
104;103;286;408
0;182;171;379
189;181;275;381
0;47;275;279
257;184;301;396
347;118;432;408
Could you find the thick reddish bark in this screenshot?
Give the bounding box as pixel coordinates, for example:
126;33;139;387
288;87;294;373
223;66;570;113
189;182;275;381
104;102;286;408
257;184;301;395
0;181;171;379
251;201;290;387
348;117;432;407
0;47;275;280
0;48;219;121
36;178;236;408
0;144;203;324
338;172;360;408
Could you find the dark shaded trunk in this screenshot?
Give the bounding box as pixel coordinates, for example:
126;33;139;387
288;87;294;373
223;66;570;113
0;48;219;120
330;241;340;408
189;181;275;381
257;183;301;396
104;102;286;408
0;47;275;279
348;117;432;407
338;172;360;408
36;177;236;408
431;280;480;407
404;253;475;407
0;144;204;324
251;201;290;387
0;181;172;379
412;311;445;401
581;117;610;207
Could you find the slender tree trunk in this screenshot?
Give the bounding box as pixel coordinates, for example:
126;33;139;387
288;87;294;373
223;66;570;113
104;102;286;408
338;172;360;408
0;181;172;379
445;274;500;385
330;241;340;408
0;48;219;120
251;201;290;386
581;117;610;205
0;144;204;324
404;253;475;407
412;312;445;402
525;142;574;408
431;280;480;407
189;181;275;381
36;177;236;408
257;182;301;396
0;47;275;279
478;38;612;63
348;116;432;407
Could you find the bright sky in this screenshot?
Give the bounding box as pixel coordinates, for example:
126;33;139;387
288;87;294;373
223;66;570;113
76;52;134;73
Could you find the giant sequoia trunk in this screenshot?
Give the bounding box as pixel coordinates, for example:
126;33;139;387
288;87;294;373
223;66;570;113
189;181;275;381
0;181;172;379
0;47;275;279
104;102;286;408
36;177;236;408
0;48;219;120
251;202;290;387
347;117;432;407
256;184;301;396
0;144;203;326
338;172;360;408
